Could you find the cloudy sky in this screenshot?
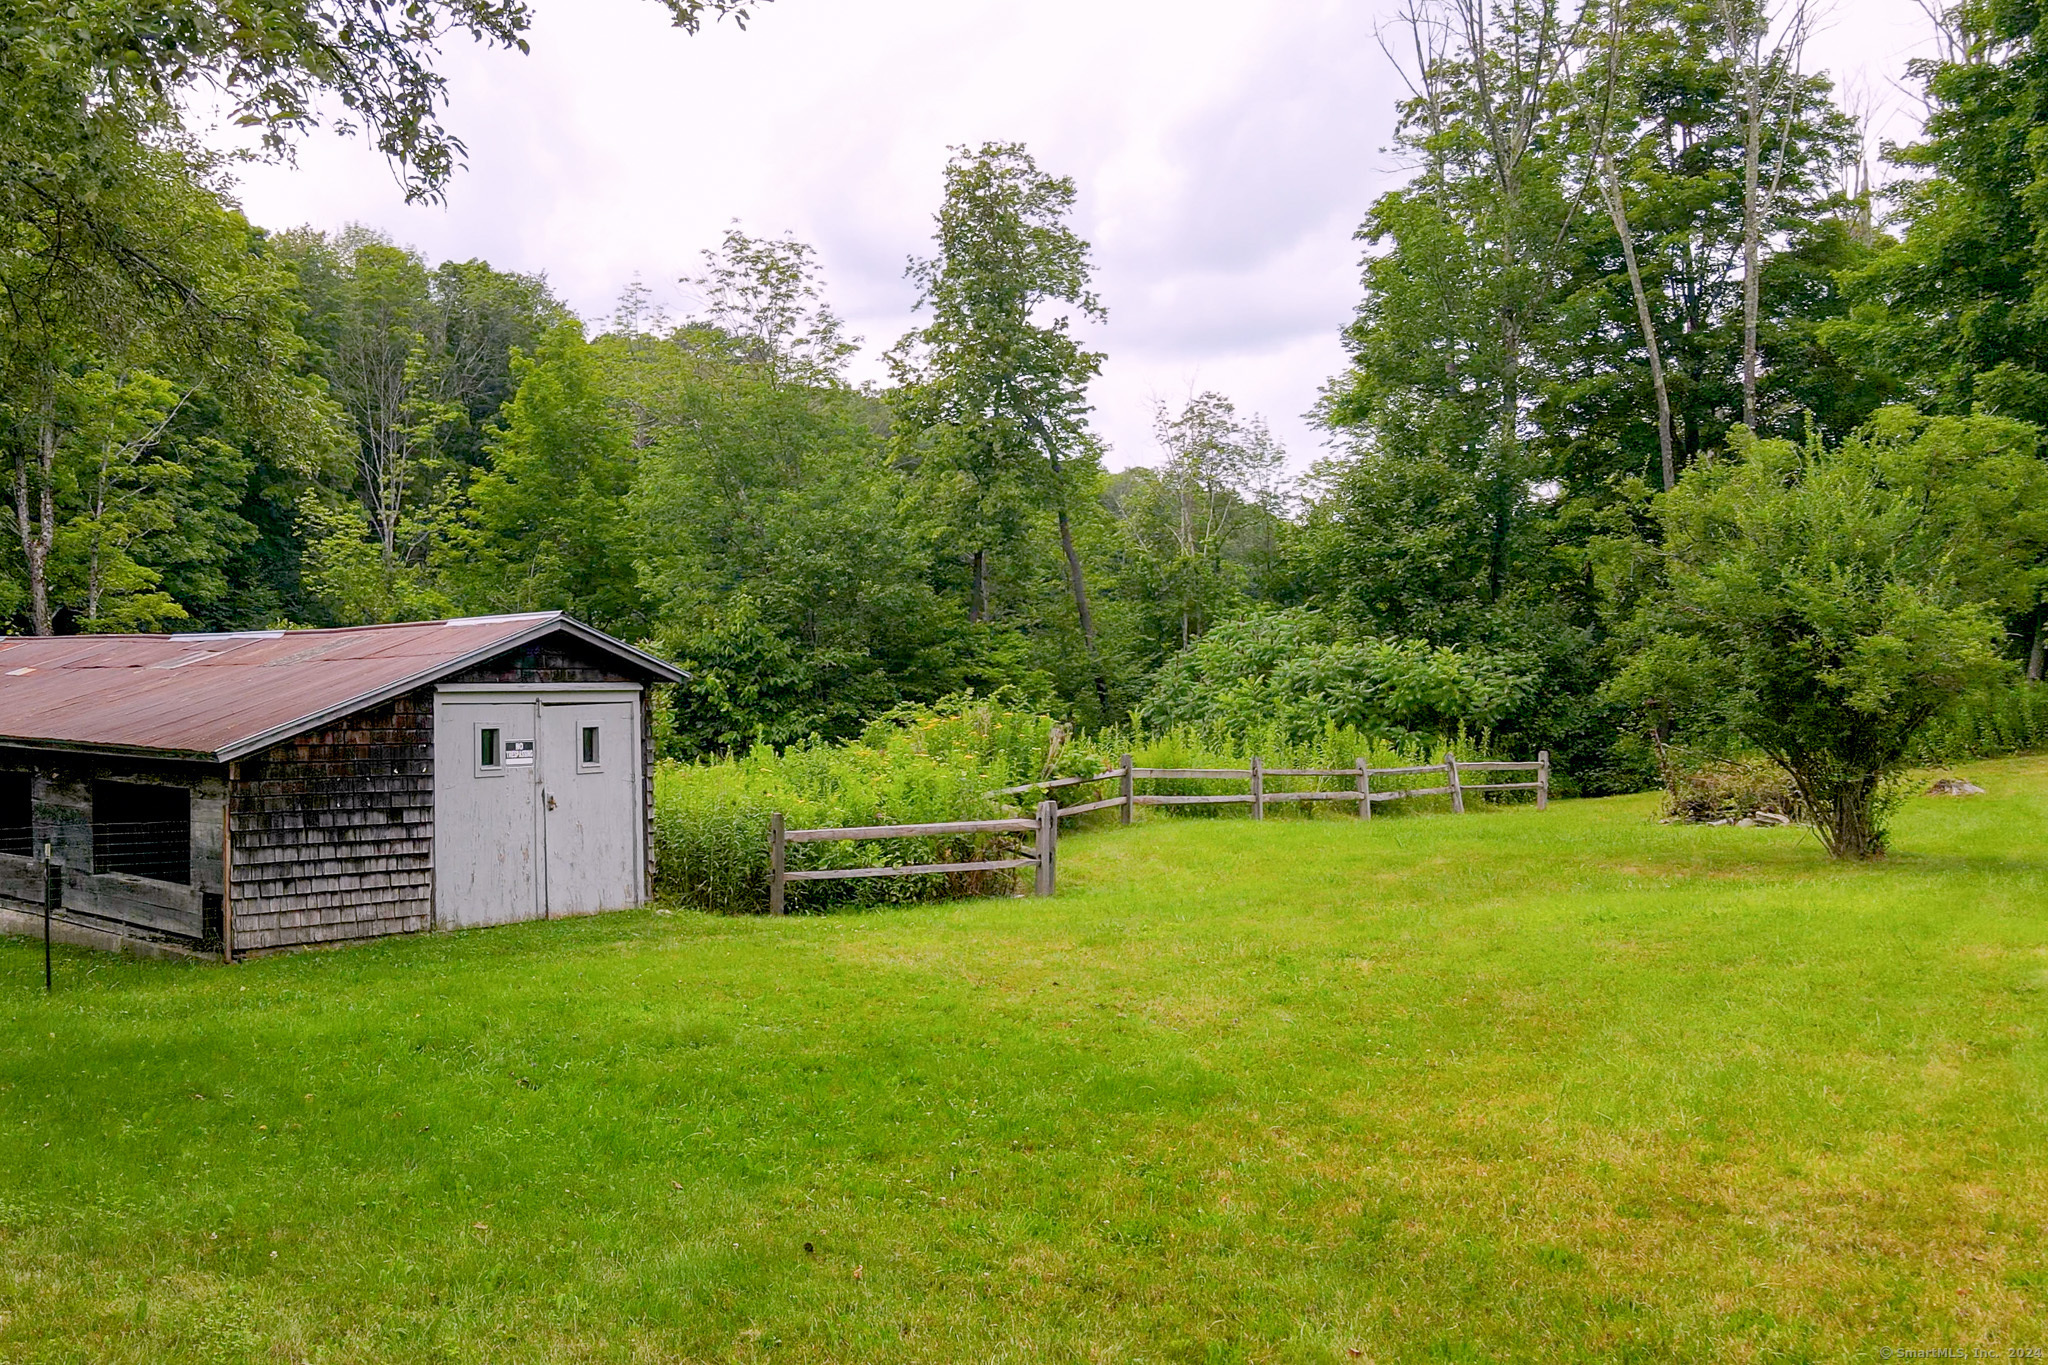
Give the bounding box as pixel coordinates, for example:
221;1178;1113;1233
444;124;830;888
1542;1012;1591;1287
217;0;1941;473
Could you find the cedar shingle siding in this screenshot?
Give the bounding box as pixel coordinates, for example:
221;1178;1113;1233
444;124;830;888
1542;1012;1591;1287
228;691;435;951
447;641;637;687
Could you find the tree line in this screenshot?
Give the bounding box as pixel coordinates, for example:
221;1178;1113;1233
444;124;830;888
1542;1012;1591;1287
7;0;2048;856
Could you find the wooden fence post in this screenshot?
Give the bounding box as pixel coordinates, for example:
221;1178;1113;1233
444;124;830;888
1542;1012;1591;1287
1035;799;1058;896
1120;753;1135;825
1250;755;1264;820
769;811;787;916
1537;750;1550;811
1446;752;1465;815
1356;758;1372;820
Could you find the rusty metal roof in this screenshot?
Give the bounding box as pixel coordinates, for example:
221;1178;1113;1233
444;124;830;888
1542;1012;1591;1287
0;613;683;762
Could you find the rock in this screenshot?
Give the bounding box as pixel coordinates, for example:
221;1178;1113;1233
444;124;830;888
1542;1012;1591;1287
1736;818;1757;827
1925;777;1987;797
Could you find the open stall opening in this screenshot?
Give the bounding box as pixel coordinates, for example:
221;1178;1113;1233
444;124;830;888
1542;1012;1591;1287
92;781;191;884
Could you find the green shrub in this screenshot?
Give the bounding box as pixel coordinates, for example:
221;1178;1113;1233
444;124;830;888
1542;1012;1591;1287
654;692;1052;914
1910;681;2048;763
1134;608;1533;748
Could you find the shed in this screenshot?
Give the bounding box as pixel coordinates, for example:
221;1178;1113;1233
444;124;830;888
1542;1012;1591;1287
0;613;683;958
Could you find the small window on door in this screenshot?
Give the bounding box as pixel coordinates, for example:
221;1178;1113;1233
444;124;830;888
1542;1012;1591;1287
476;725;503;776
579;724;602;771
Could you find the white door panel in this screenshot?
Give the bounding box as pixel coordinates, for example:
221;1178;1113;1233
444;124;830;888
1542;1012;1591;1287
434;700;541;927
541;701;639;916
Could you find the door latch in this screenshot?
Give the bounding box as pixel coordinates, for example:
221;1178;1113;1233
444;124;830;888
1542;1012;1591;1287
546;792;557;811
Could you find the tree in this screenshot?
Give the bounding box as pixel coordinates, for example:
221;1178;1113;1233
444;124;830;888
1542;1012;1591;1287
1830;0;2048;428
1607;411;2040;857
1715;0;1815;426
1116;392;1288;651
444;321;645;633
684;225;859;387
1586;0;1677;487
890;143;1114;719
613;244;986;750
280;228;564;623
0;124;333;634
1552;0;1865;496
2;0;767;206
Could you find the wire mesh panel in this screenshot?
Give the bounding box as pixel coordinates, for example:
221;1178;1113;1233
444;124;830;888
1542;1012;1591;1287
91;781;191;884
0;771;29;858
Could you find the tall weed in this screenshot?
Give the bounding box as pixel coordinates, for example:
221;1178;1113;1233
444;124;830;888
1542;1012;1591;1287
655;693;1050;914
1911;682;2048;763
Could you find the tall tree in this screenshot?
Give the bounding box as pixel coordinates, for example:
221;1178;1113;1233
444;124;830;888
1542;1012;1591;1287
1325;0;1588;607
1115;392;1287;651
623;242;981;749
279;228;563;623
1830;0;2048;428
1715;0;1815;427
444;321;645;632
0;124;331;634
890;143;1114;718
1586;0;1677;487
1545;0;1863;494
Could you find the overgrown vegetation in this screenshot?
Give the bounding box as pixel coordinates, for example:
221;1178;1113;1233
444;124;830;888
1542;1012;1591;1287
653;693;1493;914
1914;681;2048;764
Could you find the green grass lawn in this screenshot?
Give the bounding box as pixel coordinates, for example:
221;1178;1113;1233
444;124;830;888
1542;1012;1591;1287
4;761;2047;1363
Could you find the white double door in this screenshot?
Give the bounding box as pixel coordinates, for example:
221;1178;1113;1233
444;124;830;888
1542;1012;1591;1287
434;691;641;929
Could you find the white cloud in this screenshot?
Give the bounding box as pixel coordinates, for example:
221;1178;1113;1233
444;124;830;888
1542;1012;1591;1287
218;0;1940;476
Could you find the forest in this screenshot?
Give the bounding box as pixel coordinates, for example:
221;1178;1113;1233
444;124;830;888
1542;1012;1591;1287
6;0;2048;855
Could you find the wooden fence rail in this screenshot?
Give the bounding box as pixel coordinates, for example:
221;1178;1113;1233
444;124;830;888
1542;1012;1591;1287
998;750;1549;824
767;752;1549;912
768;802;1058;915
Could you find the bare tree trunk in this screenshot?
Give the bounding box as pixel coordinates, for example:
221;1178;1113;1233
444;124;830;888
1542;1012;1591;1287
12;396;59;636
87;459;108;623
1491;315;1520;602
970;549;986;623
1597;155;1678;489
2029;605;2045;682
1055;506;1112;718
1719;0;1811;430
1739;91;1763;428
1024;411;1112;716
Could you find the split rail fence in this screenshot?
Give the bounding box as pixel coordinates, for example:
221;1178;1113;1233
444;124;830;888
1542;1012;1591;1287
765;752;1547;915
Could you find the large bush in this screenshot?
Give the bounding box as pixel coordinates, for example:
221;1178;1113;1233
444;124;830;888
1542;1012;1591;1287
1609;415;2034;858
1134;608;1532;748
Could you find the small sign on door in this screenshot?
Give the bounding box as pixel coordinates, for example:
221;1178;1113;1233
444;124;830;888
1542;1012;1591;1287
504;739;535;766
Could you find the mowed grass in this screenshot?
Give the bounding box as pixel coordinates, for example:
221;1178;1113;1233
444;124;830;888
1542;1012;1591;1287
4;764;2048;1363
